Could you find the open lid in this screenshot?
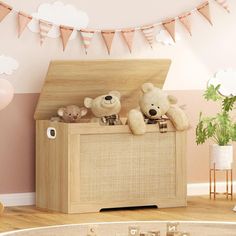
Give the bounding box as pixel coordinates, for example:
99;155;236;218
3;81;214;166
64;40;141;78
34;59;171;120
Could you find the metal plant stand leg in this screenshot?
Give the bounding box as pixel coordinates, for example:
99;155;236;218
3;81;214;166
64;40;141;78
210;163;233;200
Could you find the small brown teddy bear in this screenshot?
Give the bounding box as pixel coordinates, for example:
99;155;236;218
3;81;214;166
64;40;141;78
52;105;88;123
84;91;122;125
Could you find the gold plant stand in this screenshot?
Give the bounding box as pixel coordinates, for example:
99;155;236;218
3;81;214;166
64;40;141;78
210;163;233;200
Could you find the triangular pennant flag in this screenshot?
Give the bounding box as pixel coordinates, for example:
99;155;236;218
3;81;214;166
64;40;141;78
121;29;135;53
80;29;95;54
18;12;32;38
101;30;115;55
141;25;155;48
197;1;213;26
0;2;12;23
39;20;52;46
163;19;176;42
215;0;230;13
60;25;74;51
179;12;192;36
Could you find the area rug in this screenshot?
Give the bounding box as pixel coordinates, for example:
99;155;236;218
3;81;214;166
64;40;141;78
1;221;236;236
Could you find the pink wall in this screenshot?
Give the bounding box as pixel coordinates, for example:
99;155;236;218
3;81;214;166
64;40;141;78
0;0;236;194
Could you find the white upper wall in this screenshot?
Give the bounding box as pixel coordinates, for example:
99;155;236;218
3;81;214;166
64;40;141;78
0;0;235;93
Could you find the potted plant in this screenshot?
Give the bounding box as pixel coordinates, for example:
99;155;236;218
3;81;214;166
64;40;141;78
196;84;236;169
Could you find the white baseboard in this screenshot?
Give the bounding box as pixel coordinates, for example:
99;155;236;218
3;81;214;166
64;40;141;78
0;192;35;207
0;182;235;207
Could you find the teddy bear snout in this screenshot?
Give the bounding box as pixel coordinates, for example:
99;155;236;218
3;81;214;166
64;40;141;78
105;95;112;101
149;109;157;116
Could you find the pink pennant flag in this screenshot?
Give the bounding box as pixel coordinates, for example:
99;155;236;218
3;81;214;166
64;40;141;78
101;30;116;55
18;12;32;38
197;1;213;26
39;20;52;46
215;0;230;13
60;25;74;51
0;2;12;23
179;12;192;36
121;28;135;53
80;29;95;54
163;19;176;42
141;25;155;48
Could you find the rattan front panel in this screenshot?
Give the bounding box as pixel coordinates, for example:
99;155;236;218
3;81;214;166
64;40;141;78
79;132;176;203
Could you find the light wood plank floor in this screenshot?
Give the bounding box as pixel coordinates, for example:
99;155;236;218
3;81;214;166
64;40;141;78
0;196;236;233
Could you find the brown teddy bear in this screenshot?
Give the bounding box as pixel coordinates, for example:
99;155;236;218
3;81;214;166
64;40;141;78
52;105;88;123
128;83;189;135
84;91;122;125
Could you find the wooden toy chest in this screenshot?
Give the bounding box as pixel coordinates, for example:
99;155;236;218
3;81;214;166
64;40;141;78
34;60;187;213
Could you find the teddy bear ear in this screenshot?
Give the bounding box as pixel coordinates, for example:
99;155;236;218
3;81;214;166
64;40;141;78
80;107;88;117
84;98;93;108
57;108;65;117
109;91;121;99
168;95;178;104
141;83;154;93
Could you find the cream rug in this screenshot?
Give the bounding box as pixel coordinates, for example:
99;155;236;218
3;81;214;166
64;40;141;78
1;221;236;236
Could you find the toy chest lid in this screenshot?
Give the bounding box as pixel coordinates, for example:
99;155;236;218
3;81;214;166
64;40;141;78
34;59;171;120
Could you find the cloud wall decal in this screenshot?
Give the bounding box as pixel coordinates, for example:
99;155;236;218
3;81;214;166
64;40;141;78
28;1;89;40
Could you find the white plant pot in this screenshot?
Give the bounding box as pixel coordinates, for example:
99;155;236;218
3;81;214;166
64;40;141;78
210;144;233;170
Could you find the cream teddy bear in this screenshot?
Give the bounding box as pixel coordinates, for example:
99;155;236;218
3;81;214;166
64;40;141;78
128;83;189;135
84;91;122;125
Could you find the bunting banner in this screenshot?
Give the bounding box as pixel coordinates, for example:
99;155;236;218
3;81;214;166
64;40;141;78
101;30;115;54
0;2;12;23
18;12;32;38
0;0;230;54
60;25;74;51
141;26;155;48
215;0;230;13
163;19;176;42
179;12;192;36
80;29;95;54
197;1;213;26
39;20;52;46
121;29;135;53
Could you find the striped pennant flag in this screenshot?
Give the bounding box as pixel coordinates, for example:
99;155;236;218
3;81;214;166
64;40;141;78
0;1;12;23
141;25;155;48
60;25;74;51
163;18;176;42
80;29;95;54
179;12;192;36
121;28;135;53
215;0;230;13
197;1;213;26
39;20;52;46
18;12;32;38
101;30;116;55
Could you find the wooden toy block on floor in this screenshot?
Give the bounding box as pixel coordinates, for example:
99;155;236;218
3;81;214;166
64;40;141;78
35;60;187;214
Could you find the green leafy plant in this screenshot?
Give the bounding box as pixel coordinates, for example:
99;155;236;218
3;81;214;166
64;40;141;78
196;84;236;146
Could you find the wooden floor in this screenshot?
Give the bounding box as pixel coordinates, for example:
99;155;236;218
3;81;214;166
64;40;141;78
0;196;236;233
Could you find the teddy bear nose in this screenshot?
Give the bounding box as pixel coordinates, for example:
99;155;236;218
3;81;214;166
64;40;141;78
73;115;77;119
105;95;112;101
149;109;157;116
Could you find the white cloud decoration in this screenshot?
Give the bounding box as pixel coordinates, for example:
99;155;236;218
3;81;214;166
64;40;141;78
156;29;181;46
0;55;19;75
28;1;89;39
208;69;236;96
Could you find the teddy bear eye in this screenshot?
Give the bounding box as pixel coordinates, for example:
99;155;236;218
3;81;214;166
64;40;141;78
157;106;160;109
151;104;154;106
69;113;72;116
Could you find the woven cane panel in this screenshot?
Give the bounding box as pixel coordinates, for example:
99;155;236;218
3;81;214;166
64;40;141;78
79;132;176;203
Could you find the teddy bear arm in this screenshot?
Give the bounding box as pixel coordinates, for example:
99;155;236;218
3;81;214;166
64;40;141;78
128;109;146;135
166;105;189;131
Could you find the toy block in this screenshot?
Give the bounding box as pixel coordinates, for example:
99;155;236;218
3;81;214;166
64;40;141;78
166;232;181;236
140;233;148;236
148;231;160;236
180;233;190;236
128;226;140;236
167;223;179;232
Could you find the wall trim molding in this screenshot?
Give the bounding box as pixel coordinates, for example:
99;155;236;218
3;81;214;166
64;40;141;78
0;182;235;206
